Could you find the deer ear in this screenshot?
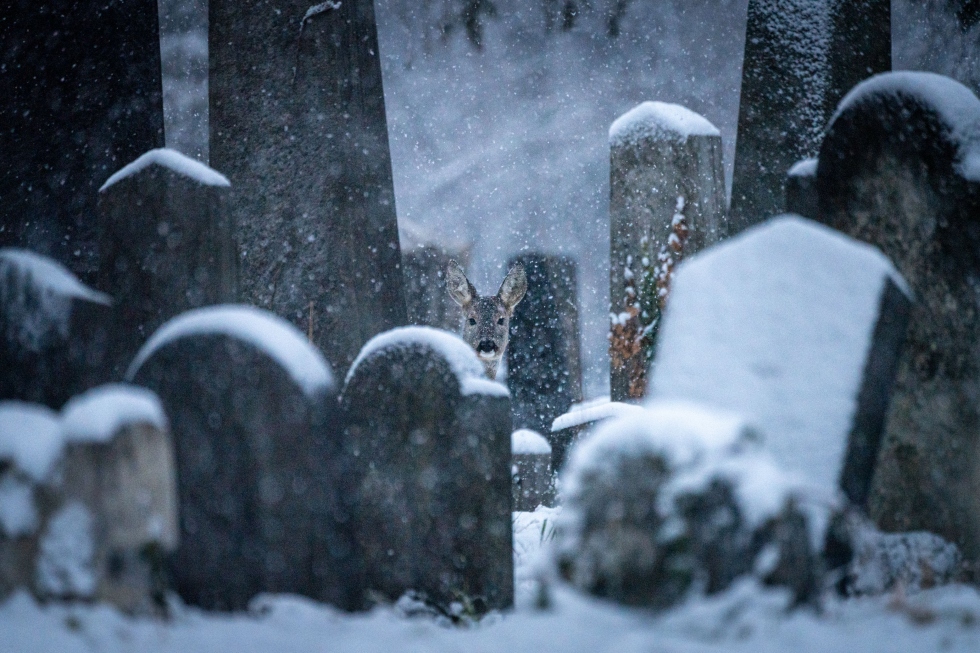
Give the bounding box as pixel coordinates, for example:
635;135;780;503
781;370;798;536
498;263;527;311
446;259;476;307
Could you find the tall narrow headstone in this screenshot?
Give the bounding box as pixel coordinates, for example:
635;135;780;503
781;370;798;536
815;72;980;568
0;1;164;283
0;249;113;408
210;0;405;378
785;158;819;220
507;254;584;442
608;102;726;401
511;429;553;511
97;149;238;377
729;0;890;234
128;305;349;610
400;218;471;332
649;216;912;510
341;327;513;612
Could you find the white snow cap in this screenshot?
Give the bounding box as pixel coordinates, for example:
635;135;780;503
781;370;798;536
788;157;817;178
99;148;231;192
649;215;909;498
0;249;110;306
832;71;980;182
127;305;334;397
347;326;509;397
61;384;168;444
0;402;64;483
551;397;645;432
609;101;720;146
512;429;552;455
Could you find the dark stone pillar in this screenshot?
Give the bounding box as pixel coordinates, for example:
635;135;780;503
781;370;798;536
210;0;405;379
729;0;890;234
0;0;164;282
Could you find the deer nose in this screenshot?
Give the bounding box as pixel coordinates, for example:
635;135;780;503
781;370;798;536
477;340;497;353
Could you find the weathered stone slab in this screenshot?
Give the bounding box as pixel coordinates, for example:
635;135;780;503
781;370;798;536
608;102;726;401
553;401;822;609
128;305;346;610
400;219;471;332
0;0;164;282
341;326;513;612
511;429;553;511
506;254;583;439
785;158;819;220
815;71;980;569
96;149;238;378
210;0;405;378
649;216;912;509
0;249;113;408
549;397;644;474
729;0;890;234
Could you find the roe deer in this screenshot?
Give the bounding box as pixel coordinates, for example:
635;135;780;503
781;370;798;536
446;259;527;380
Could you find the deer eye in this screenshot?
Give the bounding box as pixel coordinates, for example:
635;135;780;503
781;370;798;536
469;318;476;325
497;318;505;325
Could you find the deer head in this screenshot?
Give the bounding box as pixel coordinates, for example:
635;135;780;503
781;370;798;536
446;259;527;380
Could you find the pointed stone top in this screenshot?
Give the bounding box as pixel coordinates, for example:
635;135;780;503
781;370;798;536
100;148;231;192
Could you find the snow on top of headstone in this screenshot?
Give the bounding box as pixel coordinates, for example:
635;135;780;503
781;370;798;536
0;249;110;306
347;326;509;397
0;401;64;482
609;101;720;146
788;158;818;178
832;71;980;182
551;397;645;432
61;384;168;444
512;429;551;455
649;215;910;497
127;305;334;396
99;148;231;192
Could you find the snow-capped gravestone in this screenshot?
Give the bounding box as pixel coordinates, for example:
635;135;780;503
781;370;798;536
97;150;238;378
511;429;553;511
55;384;177;613
815;72;980;565
0;403;63;600
341;327;513;612
400;219;471;332
128;305;346;611
608;102;726;402
785;158;818;220
554;401;822;609
549;398;644;473
0;249;113;408
506;254;583;442
210;0;405;378
729;0;890;234
0;0;164;282
648;216;912;510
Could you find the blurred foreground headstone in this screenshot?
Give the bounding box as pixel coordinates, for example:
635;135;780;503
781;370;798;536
210;0;405;378
128;305;348;610
649;216;911;509
341;327;513;612
608;102;726;401
0;249;112;408
816;72;980;569
97;149;238;378
0;0;164;282
511;429;553;511
729;0;890;234
506;254;583;442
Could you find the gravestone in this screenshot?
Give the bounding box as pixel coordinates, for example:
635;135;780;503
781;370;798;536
608;102;726;401
56;384;178;613
729;0;890;234
0;0;164;283
506;254;583;442
341;326;513;612
785;158;818;220
210;0;405;378
554;400;821;609
400;218;471;331
97;149;238;377
649;216;912;510
0;249;113;408
549;397;644;473
815;72;980;569
511;429;553;511
128;305;348;610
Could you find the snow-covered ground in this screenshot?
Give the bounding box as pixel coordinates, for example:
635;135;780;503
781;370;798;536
4;505;980;653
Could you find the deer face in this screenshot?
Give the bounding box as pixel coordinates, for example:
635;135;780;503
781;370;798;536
446;260;527;380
